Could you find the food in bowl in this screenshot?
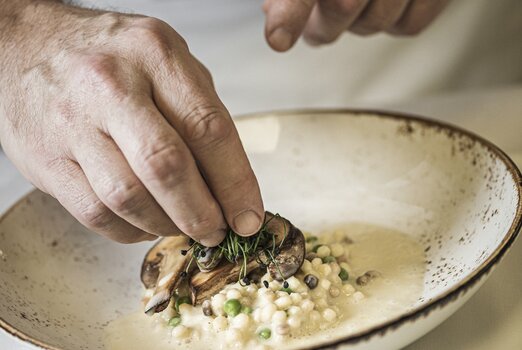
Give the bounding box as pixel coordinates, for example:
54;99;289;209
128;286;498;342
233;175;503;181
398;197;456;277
105;213;426;350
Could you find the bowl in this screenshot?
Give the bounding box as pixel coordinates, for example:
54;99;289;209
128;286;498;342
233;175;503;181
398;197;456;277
1;110;520;350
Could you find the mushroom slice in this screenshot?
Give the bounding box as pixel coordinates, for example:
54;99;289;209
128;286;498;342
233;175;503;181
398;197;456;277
263;212;306;281
189;259;260;305
141;236;192;314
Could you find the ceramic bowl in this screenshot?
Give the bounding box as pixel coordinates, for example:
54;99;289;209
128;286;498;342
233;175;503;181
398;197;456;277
0;110;521;350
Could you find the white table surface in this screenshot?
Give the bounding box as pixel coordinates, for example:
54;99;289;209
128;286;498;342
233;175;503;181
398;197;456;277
1;85;521;349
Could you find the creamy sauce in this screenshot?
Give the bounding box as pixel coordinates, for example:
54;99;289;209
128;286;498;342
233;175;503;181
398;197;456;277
105;225;426;350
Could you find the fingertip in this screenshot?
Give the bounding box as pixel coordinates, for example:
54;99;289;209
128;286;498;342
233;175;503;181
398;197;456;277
262;0;269;14
233;210;263;237
267;27;295;52
199;229;227;247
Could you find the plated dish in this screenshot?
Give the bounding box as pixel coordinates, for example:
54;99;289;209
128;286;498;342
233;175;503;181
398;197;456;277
106;221;425;350
0;110;520;350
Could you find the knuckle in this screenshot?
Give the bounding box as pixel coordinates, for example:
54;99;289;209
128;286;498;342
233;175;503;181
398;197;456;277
76;197;113;230
101;180;147;215
134;16;170;34
221;175;258;201
196;62;214;84
183;105;232;146
137;142;189;182
75;54;128;100
97;12;126;34
130;17;187;59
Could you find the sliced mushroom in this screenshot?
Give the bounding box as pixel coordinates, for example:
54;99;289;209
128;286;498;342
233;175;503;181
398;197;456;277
265;214;305;280
141;236;193;314
190;259;260;305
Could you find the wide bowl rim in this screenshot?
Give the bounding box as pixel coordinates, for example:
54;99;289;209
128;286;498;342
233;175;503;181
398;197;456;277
0;108;521;350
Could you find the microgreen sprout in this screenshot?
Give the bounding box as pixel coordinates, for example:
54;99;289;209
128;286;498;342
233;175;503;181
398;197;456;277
180;213;289;285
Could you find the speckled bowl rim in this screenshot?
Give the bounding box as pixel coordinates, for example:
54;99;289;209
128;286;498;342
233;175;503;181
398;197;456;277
0;109;521;350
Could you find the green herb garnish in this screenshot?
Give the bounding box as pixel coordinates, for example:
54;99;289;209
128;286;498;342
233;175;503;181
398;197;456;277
183;214;289;283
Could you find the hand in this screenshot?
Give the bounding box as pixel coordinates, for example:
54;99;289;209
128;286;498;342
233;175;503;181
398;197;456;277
0;1;264;245
263;0;451;51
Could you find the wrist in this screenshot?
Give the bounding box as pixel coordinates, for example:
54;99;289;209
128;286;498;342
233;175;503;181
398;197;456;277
0;0;65;130
0;1;63;64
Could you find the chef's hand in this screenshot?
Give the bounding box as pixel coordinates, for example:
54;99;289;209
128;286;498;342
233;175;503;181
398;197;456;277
263;0;450;51
0;1;264;246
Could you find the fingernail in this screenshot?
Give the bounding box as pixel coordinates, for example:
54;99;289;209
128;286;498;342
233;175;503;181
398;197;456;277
200;229;226;247
269;27;293;51
233;210;262;236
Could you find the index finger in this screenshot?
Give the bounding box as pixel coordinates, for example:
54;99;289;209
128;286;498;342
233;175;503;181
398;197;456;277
263;0;317;51
105;96;228;247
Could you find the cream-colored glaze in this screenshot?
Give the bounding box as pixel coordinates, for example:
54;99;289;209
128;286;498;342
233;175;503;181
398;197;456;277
104;226;425;350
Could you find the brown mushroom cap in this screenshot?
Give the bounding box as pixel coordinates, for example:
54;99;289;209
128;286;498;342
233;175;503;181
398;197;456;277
264;213;305;280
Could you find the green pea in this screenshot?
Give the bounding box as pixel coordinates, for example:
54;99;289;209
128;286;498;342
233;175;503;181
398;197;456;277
312;244;323;253
258;328;271;340
281;287;293;294
322;256;336;263
306;236;318;243
223;299;242;317
168;316;182;327
175;296;192;312
339;268;349;281
241;305;253;314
